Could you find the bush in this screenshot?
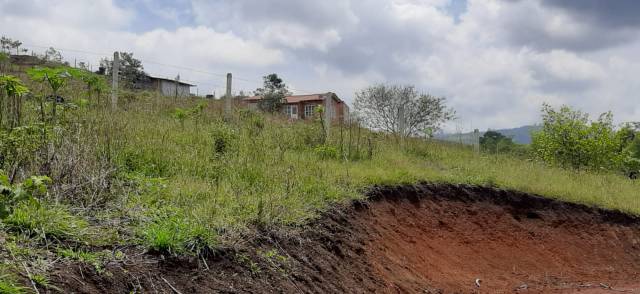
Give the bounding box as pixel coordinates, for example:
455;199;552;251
532;104;625;171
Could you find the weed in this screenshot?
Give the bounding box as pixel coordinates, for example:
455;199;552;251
235;253;261;275
0;265;25;294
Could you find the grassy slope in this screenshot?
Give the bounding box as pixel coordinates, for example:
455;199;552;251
109;95;639;237
1;89;639;290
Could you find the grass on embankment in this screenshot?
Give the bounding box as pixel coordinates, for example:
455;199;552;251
105;94;639;244
2;92;639;261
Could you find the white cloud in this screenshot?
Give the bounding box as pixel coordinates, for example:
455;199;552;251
2;0;640;131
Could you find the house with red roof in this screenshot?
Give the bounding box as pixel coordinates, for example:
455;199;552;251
242;92;349;122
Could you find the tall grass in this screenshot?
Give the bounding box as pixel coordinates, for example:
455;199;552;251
2;84;639;255
99;94;639;250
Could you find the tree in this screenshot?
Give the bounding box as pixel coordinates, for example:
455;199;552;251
531;104;625;171
480;131;512;153
254;73;290;112
44;47;63;63
0;36;13;53
354;84;455;137
11;40;22;55
99;52;149;89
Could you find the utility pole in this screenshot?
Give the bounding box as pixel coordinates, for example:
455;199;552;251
111;51;119;110
225;73;232;118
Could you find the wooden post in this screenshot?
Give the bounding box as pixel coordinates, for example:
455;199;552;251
111;52;119;110
225;73;232;118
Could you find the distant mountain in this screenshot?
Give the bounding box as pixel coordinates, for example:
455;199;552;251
436;125;541;145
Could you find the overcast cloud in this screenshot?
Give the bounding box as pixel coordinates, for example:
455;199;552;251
1;0;639;131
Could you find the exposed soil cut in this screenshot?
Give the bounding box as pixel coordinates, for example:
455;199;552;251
51;184;640;293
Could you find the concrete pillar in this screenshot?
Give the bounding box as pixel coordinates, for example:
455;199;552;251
225;73;232;118
323;93;333;135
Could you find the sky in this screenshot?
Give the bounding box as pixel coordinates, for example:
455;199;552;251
1;0;640;132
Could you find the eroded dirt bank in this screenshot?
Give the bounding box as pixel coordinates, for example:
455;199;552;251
52;184;640;293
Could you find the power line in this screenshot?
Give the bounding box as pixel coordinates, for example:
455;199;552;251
21;42;321;95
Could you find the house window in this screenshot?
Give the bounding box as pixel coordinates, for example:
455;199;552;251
284;105;298;119
304;104;317;118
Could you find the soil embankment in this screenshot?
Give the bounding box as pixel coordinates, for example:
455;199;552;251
52;184;640;293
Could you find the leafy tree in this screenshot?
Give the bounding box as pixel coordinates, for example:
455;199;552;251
531;104;625;171
354;84;455;137
254;73;290;112
44;47;63;63
99;52;149;89
480;131;513;153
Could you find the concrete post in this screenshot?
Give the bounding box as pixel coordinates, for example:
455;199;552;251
111;52;119;110
225;73;232;118
323;93;333;135
398;103;406;138
474;129;480;153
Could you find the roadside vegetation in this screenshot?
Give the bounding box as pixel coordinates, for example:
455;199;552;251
0;37;639;291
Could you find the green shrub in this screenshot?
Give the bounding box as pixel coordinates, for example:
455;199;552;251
314;145;338;160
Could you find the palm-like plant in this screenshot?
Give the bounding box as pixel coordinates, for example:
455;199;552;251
0;74;29;129
27;67;80;122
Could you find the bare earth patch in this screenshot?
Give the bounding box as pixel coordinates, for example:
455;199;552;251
51;184;640;293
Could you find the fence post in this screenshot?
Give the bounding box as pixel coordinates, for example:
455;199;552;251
111;51;119;110
225;73;232;119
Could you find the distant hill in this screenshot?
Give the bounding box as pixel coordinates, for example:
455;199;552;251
436;125;541;145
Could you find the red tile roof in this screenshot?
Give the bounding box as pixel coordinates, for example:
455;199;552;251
244;93;343;104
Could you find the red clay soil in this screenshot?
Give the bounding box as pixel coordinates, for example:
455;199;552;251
50;184;640;293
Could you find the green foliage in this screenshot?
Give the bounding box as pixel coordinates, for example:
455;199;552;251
0;124;50;174
314;145;338;160
4;201;88;241
0;75;29;97
532;104;626;171
255;73;290;112
0;172;51;218
99;52;148;89
57;248;104;273
27;67;79;94
140;209;215;255
0;75;30;128
0;265;25;294
78;71;108;98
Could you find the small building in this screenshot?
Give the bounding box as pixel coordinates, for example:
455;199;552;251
143;76;194;97
243;92;349;122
